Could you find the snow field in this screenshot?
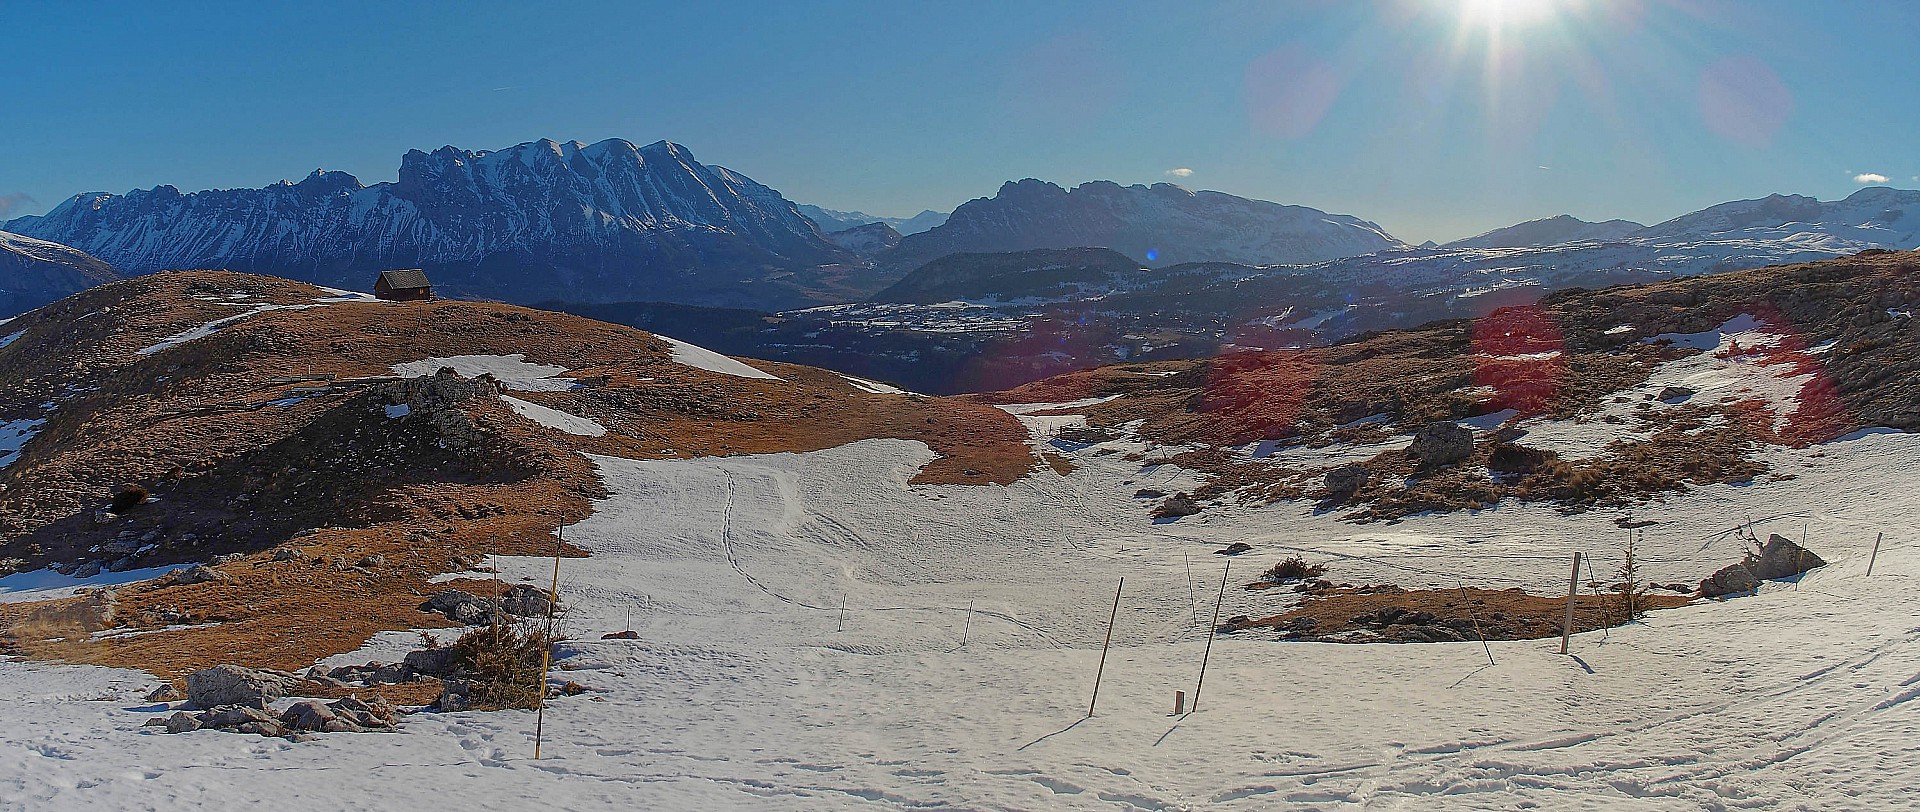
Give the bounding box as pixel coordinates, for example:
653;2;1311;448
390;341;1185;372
6;399;1920;808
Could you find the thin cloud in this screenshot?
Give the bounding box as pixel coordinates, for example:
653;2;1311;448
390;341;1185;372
0;192;33;218
1164;167;1194;177
1854;173;1890;184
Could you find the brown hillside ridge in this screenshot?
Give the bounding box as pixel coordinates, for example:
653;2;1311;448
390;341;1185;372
975;249;1920;521
0;271;1031;677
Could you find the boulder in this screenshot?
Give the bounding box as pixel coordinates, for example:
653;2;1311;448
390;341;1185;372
1408;421;1474;466
1657;386;1697;402
271;547;304;561
1153;493;1202;519
421;589;504;626
170;565;228;585
1214;542;1253;556
402;647;457;677
1323;464;1370;498
500;584;556;617
1700;534;1827;597
163;711;202;734
185;665;293;709
355;554;385;568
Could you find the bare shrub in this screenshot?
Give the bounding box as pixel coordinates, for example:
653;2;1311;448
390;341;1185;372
1263;556;1328;583
447;621;560;710
110;485;149;514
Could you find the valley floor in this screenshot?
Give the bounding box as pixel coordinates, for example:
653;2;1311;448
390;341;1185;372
5;414;1920;810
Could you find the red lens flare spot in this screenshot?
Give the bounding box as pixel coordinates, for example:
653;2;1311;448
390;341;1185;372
1472;305;1566;415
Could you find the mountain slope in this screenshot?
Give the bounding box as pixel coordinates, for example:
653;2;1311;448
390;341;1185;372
1634;187;1920;250
984;249;1920;521
0;231;120;318
883;179;1407;271
0;271;1031;674
2;139;861;310
1443;214;1645;248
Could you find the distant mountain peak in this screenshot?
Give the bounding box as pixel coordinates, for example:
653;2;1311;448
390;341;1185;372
885;178;1405;269
1444;215;1645;250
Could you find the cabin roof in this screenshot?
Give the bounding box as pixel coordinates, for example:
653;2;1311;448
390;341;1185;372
376;269;432;290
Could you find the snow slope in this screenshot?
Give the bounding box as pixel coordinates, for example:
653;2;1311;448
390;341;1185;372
657;334;782;381
5;403;1919;809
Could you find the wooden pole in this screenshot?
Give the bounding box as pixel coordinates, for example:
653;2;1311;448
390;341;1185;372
1867;532;1884;577
1795;524;1808;591
1459;584;1495;666
1088;578;1124;717
837;592;848;632
962;599;975;646
1559;552;1582;655
1173;690;1185;715
1191;562;1231;714
534;521;563;760
1184;550;1198;629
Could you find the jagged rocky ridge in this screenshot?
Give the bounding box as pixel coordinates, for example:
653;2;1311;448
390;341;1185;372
2;139;861;311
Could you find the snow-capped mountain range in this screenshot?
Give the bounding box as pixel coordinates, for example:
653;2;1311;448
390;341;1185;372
885;178;1408;272
2;139;862;311
0;231;119;318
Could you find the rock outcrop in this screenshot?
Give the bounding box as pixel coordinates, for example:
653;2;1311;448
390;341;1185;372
1700;534;1827;597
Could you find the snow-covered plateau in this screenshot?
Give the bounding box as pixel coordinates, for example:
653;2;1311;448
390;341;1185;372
5;390;1918;809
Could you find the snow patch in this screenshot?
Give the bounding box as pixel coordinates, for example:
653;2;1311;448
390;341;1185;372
383;404;411;419
136;304;323;356
0;565;179;604
0;329;24;350
655;334;781;381
0;418;46;469
501;395;606;437
837;373;907;395
391;354;576;391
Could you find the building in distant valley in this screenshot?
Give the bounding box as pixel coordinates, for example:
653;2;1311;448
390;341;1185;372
373;269;433;301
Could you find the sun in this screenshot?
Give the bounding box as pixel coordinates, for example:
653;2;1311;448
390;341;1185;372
1458;0;1562;32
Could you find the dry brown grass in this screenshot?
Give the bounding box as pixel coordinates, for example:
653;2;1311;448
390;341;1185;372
0;271;1038;678
1241;585;1692;641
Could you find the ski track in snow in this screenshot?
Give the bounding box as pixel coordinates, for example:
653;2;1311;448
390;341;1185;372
6;399;1920;808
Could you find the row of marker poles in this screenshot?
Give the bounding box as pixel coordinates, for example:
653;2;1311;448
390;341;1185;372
1086;562;1232;719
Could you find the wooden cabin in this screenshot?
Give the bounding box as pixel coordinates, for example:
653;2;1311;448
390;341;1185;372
373;269;433;301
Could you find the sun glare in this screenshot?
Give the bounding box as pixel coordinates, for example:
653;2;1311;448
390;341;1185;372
1459;0;1561;32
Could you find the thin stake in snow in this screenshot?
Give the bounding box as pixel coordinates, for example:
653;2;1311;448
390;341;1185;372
1458;583;1495;666
1191;562;1230;715
837;593;848;632
961;599;975;646
1183;550;1198;630
1559;551;1582;655
1088;578;1123;717
1795;524;1808;591
533;522;563;760
1867;532;1884;577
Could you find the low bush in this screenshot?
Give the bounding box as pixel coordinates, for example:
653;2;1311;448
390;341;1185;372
1263;556;1328;583
447;621;560;710
109;485;149;514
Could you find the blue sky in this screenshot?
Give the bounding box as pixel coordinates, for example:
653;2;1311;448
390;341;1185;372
1;0;1914;242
